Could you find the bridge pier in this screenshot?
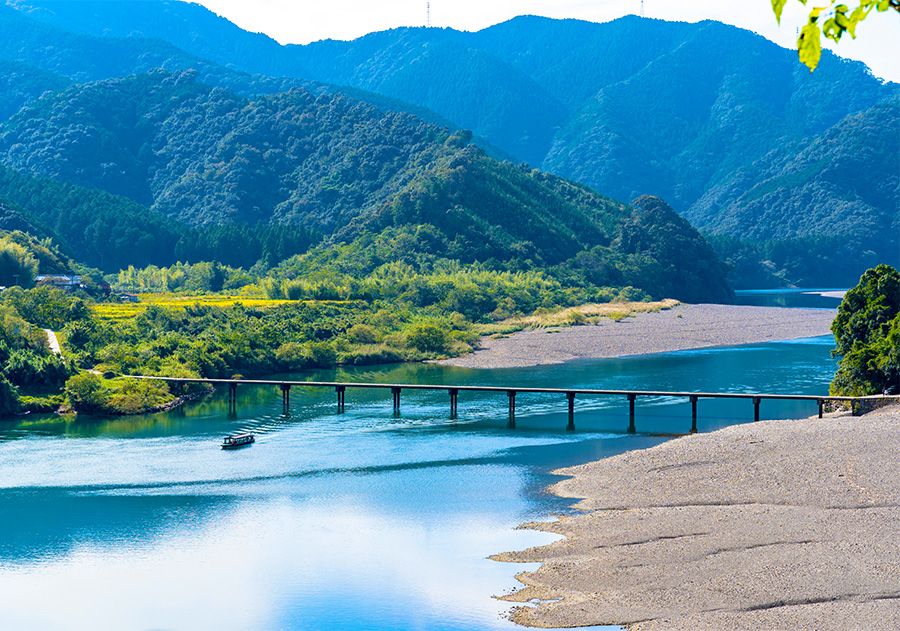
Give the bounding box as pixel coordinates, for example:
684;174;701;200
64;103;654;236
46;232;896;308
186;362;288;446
690;395;698;433
391;387;401;415
627;394;636;433
566;392;575;431
280;384;291;413
124;375;874;432
227;382;237;416
449;389;458;419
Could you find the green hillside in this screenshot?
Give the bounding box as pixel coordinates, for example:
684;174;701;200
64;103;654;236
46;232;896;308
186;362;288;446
0;68;730;301
689;101;900;286
12;2;893;285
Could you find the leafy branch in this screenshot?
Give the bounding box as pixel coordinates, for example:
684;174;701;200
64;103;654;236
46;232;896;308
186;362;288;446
772;0;899;70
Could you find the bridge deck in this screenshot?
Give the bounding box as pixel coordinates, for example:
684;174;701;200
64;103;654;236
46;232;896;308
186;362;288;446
126;375;898;403
125;375;899;432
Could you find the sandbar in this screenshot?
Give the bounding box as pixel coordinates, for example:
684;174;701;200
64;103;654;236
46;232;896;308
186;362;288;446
495;405;900;630
441;304;835;369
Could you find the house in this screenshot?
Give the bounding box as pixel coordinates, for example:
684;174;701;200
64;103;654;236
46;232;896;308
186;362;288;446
118;293;140;303
34;274;84;291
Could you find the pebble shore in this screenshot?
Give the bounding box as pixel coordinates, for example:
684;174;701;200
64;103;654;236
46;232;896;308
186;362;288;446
495;405;900;630
442;304;836;369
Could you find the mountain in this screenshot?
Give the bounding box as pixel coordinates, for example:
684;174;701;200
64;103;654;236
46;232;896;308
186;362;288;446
0;60;68;121
0;3;310;97
0;67;730;300
7;0;308;78
687;100;900;286
9;1;893;284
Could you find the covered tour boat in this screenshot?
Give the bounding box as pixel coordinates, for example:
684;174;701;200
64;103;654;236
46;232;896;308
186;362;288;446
221;433;255;449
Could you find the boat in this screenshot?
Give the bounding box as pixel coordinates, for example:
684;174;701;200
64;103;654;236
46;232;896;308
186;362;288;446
221;433;255;449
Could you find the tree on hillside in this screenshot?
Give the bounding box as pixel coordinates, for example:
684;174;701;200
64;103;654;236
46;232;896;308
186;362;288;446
772;0;900;70
830;264;900;395
0;237;38;287
0;376;18;417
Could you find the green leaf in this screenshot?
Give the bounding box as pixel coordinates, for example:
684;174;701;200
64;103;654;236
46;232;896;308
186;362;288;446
798;22;823;70
823;17;843;41
772;0;789;22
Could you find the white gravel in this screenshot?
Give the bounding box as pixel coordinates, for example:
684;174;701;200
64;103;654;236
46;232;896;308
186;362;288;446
495;405;900;630
442;304;836;369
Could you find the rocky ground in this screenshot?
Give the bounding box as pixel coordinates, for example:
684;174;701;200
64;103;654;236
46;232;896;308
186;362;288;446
494;405;900;630
443;304;836;369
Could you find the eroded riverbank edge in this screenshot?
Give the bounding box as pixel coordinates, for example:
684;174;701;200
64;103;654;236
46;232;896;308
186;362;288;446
440;303;836;369
492;405;900;630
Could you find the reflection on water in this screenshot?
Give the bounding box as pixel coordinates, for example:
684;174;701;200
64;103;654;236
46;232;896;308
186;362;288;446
0;336;836;630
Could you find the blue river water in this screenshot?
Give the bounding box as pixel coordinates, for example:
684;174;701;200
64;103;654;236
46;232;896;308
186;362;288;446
0;298;839;630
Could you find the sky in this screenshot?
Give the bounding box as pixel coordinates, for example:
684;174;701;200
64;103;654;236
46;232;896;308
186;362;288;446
194;0;898;82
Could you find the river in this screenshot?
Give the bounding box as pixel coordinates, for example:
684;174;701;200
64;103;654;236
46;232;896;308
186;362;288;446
0;297;839;630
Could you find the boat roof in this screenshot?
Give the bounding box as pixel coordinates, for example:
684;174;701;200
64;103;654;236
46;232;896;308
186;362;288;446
225;433;254;440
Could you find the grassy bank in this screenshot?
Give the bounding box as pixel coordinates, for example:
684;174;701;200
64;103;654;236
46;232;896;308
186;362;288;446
2;281;666;417
478;299;679;336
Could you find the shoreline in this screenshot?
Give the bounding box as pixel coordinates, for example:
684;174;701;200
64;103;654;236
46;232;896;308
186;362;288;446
441;303;836;369
494;405;900;630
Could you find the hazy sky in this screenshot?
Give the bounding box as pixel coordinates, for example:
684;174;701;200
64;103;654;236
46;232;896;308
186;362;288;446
194;0;898;81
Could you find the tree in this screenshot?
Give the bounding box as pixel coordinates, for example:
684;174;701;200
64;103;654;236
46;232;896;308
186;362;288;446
0;376;19;417
772;0;900;70
830;264;900;395
405;323;449;354
0;238;38;287
65;372;110;413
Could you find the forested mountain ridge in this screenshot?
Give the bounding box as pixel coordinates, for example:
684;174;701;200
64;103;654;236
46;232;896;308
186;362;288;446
0;3;313;98
0;71;460;228
0;68;731;301
688;101;900;239
8;1;894;285
13;3;893;183
687;100;899;286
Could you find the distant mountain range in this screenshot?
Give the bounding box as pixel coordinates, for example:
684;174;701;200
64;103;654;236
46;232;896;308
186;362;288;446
0;7;730;301
1;0;897;287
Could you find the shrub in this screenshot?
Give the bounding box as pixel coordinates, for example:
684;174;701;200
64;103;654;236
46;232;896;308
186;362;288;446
339;344;406;365
346;323;378;344
0;376;19;417
106;379;173;414
275;342;309;370
64;372;109;413
307;341;337;367
3;349;71;388
405;323;449;354
19;394;64;413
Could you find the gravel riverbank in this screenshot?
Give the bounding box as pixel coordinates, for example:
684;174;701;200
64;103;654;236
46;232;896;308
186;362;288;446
441;304;836;369
494;405;900;630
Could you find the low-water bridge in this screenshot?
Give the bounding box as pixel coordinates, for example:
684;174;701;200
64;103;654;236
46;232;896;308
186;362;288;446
127;376;898;434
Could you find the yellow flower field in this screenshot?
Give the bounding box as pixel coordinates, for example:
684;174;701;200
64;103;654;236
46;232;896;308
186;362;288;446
91;294;322;321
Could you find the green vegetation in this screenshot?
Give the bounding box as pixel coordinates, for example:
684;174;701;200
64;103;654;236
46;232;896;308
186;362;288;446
0;255;681;417
773;0;900;71
0;4;896;288
1;7;894;287
0;300;74;415
0;232;37;287
830;264;900;396
0;70;731;294
691;100;899;286
0;202;723;418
